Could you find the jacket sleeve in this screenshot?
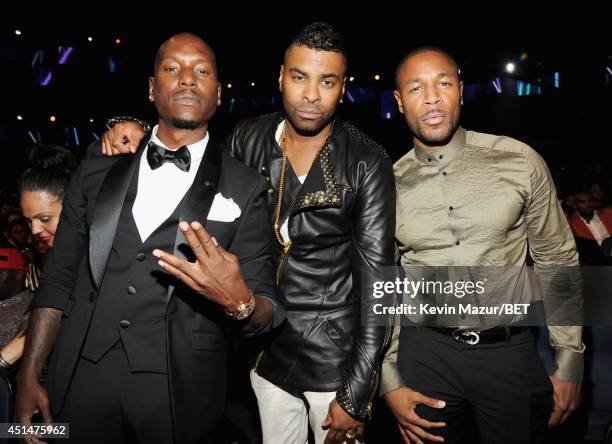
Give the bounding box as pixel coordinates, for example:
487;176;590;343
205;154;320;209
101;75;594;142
336;154;396;419
228;166;285;333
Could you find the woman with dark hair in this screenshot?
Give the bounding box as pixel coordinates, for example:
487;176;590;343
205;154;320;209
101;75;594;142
19;144;77;249
0;145;76;380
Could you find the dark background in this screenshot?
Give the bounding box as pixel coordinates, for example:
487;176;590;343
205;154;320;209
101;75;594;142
1;13;610;194
0;12;610;443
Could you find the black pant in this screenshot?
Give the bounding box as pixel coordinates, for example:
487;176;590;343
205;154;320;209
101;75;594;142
54;342;173;443
398;327;553;444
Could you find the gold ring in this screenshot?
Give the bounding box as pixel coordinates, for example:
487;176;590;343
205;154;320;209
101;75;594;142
345;431;356;439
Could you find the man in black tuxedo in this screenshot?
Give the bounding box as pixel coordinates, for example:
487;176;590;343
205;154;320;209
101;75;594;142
15;33;283;443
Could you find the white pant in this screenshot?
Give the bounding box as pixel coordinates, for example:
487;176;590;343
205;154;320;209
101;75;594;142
250;370;362;444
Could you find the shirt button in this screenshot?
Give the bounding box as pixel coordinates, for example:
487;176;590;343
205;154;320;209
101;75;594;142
439;155;444;159
89;291;97;302
120;320;131;328
455;240;460;246
442;171;447;176
136;253;146;262
127;285;137;295
427;158;432;162
449;206;454;211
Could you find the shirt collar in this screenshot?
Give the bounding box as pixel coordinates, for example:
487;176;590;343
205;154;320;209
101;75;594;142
413;126;466;168
579;211;601;225
150;124;209;166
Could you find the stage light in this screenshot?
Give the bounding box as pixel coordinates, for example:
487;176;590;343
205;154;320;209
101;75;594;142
17;115;23;121
89;118;94;123
492;78;502;94
349;77;355;82
15;30;22;36
505;63;515;74
251;82;255;87
41;71;52;86
59;47;74;65
115;38;121;45
50;115;56;123
88;36;93;42
374;74;381;81
227;83;232;89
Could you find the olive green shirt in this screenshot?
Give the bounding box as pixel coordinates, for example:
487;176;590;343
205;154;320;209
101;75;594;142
380;127;585;395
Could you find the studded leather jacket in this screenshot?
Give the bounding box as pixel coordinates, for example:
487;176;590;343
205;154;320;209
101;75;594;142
225;112;395;419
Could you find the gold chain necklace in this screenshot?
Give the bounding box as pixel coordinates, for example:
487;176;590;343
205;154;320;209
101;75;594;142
273;120;330;254
273;124;292;253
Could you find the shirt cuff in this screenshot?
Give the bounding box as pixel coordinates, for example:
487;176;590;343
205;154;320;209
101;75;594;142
550;348;584;383
379;361;406;396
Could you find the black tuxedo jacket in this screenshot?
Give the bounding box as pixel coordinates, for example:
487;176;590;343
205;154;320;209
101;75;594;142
32;135;280;443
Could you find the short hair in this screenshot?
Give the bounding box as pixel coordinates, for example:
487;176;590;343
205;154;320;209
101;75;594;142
153;32;217;76
287;22;347;61
395;46;461;88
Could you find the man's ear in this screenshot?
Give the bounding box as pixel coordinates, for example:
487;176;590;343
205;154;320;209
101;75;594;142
148;77;155;102
393;90;404;114
278;65;284;93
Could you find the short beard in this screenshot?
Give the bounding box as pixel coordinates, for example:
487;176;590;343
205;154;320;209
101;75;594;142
171;117;206;130
285;111;334;138
411;114;460;148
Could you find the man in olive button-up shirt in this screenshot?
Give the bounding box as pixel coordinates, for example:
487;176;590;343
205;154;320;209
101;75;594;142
381;47;584;444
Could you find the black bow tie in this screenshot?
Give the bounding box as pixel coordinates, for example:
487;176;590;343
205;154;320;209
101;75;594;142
147;141;191;172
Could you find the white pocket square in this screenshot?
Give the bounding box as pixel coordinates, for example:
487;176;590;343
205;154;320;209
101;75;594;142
208;193;241;222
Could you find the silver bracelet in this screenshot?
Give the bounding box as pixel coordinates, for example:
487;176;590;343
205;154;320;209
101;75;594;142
105;115;151;134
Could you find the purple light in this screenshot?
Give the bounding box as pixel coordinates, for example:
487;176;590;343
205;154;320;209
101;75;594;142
58;47;74;65
492;77;502;94
346;91;355;103
40;71;52;86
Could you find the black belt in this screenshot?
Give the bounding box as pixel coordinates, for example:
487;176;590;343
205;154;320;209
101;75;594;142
427;326;527;345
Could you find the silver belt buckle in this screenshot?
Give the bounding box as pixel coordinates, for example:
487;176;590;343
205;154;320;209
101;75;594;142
452;330;480;345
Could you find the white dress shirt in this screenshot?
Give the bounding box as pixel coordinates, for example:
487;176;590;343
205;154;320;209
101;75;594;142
132;125;209;242
579;211;610;246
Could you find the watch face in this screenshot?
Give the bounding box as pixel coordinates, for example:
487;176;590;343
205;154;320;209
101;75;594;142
226;291;255;320
235;304;255;320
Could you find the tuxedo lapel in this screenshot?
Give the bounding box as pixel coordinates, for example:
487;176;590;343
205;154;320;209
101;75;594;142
89;136;149;288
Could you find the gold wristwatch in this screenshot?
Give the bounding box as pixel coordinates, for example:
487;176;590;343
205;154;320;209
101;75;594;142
225;289;256;320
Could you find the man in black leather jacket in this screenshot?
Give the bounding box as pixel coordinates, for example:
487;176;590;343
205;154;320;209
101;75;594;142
102;23;395;444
